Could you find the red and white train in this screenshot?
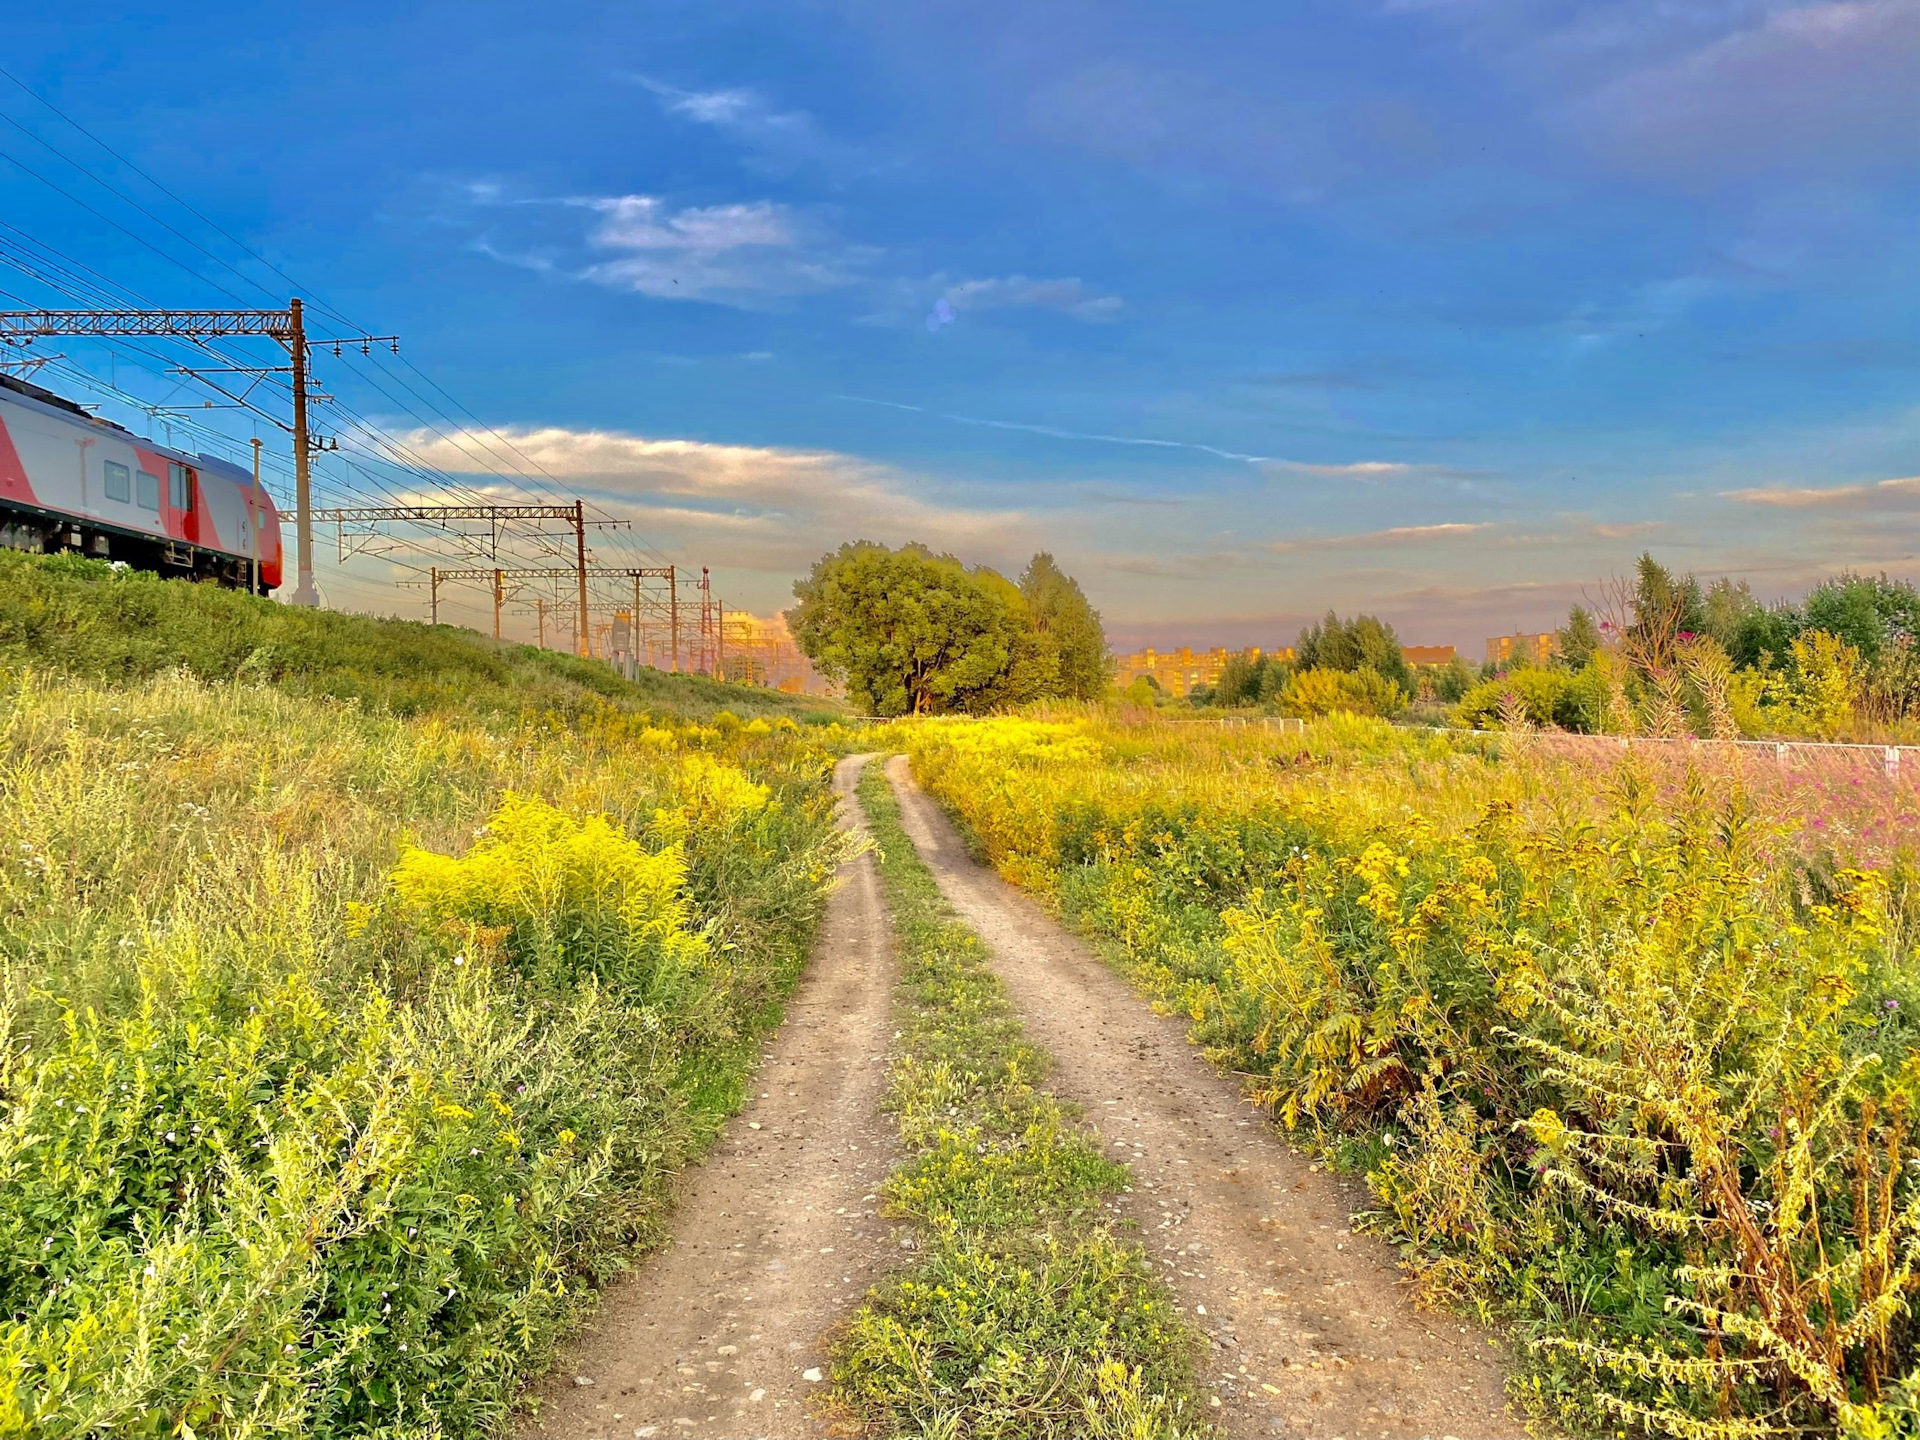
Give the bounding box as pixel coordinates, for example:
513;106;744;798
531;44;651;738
0;372;282;592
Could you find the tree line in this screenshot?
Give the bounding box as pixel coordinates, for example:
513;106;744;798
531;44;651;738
1458;555;1920;740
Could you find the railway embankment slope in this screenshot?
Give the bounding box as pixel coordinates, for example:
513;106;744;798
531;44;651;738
0;552;853;1437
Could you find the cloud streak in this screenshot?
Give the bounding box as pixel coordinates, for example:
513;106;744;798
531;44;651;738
1266;521;1490;552
1721;474;1920;509
943;274;1123;321
833;394;1419;477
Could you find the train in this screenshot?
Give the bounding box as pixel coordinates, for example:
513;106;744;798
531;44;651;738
0;371;282;593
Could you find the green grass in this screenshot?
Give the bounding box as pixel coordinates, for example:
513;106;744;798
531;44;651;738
0;558;854;1437
828;762;1207;1440
0;551;843;723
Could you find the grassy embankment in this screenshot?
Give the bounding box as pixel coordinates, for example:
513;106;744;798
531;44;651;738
901;711;1920;1438
0;554;853;1437
0;550;838;723
827;761;1206;1440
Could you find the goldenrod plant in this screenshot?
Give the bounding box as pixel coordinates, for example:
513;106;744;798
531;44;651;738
897;711;1920;1435
0;556;853;1437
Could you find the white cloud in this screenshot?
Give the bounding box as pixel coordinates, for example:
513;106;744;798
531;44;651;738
573;195;860;304
943;275;1124;322
628;76;857;174
1721;474;1920;508
1267;521;1490;552
1262;459;1419;480
387;424;1031;576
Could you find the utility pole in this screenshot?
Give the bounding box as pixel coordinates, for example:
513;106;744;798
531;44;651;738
492;569;504;640
717;597;726;683
429;567;440;625
669;565;680;673
631;574;643;667
287;298;319;606
535;596;548;649
573;500;590;658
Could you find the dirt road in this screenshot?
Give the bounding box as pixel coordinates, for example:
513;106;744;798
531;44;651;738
883;755;1525;1440
519;755;897;1440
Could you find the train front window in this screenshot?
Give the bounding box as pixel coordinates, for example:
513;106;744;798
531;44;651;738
104;461;130;504
168;462;194;512
136;470;160;511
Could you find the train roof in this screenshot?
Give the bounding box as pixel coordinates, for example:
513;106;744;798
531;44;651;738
0;371;258;487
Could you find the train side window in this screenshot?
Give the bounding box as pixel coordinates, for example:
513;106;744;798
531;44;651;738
104;461;131;504
136;469;160;511
168;462;194;512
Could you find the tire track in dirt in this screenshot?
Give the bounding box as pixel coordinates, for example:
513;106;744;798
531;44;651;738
883;755;1525;1440
518;755;897;1440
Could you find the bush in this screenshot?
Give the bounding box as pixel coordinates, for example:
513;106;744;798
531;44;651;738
1278;665;1405;718
1453;663;1606;731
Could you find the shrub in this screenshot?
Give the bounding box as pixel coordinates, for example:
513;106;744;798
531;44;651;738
1453;664;1605;731
1278;665;1405;718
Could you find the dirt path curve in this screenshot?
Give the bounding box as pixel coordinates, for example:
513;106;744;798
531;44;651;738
884;755;1526;1440
519;755;897;1440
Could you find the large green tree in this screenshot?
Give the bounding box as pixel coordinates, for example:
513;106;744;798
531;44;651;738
1018;552;1111;701
1294;611;1411;694
788;542;1054;716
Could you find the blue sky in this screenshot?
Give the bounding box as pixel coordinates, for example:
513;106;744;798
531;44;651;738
5;0;1919;651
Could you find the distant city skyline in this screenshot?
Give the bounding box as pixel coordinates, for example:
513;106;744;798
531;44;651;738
4;1;1916;653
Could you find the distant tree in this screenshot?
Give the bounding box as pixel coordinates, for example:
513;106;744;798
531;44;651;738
1731;605;1802;670
1557;605;1603;668
1018;552;1110;700
1294;612;1411;694
1698;577;1760;653
1432;655;1477;703
1630;553;1707;658
790;542;1052;716
1221;656;1282;706
1802;573;1920;664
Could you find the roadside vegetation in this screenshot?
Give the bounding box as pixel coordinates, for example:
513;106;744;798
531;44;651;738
899;711;1920;1437
0;555;851;1436
829;762;1206;1439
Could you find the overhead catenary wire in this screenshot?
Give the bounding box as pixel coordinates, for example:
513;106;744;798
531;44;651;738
0;71;711;638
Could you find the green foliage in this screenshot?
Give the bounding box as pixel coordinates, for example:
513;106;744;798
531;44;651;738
1210;653;1289;708
0;658;844;1434
1429;656;1478;703
1020;553;1112;702
1803;573;1920;664
0;550;833;723
1294;611;1411;694
1556;606;1603;669
829;765;1204;1439
901;716;1920;1436
1698;576;1761;653
1454;663;1608;731
1278;664;1405;718
790;542;1058;716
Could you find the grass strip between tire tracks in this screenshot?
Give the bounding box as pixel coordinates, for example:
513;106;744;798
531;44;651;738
826;758;1209;1439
